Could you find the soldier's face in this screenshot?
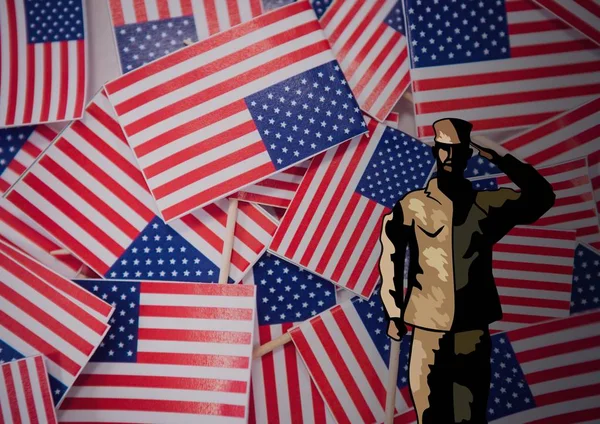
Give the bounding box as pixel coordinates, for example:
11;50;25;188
434;142;472;174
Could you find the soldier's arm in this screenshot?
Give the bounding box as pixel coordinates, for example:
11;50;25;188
379;203;409;340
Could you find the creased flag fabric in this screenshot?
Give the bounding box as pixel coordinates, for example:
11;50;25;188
243;252;337;424
532;0;600;46
105;1;368;222
0;355;57;424
0;0;86;127
320;0;411;121
406;0;600;138
485;312;600;422
59;281;256;424
589;150;600;216
108;0;263;74
5;91;277;282
0;239;113;322
0;197;84;278
0;248;111;405
270;120;435;298
0;124;56;195
290;289;413;424
470;158;600;249
490;226;575;333
570;242;600;314
500;96;600;166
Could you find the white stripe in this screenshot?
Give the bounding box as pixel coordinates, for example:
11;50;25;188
0;2;11;125
140;293;256;309
65;42;78;119
498;232;575;249
9;361;29;424
501;303;567;317
507;8;554;25
369;57;411;118
192;0;210;40
31;43;46;122
352;207;386;296
496;286;571;302
215;1;232;31
14;0;27;125
493;268;571;284
167;0;182;17
491;396;600;423
118;0;137;24
141;315;252;332
138;338;251;357
237;0;254;22
59;410;245;424
493;250;573;266
509;27;585;47
47;42;61;122
273;325;293;420
511;321;600;353
27;358;50;424
143;0;160;21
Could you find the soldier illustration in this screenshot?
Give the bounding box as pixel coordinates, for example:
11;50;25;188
379;118;555;423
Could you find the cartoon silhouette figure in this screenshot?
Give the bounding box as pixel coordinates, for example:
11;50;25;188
379;118;555;423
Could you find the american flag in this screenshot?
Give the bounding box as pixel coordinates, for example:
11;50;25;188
243;252;337;423
104;1;367;222
289;289;413;424
5;90;277;282
485;312;600;422
0;124;55;195
589;149;600;215
532;0;600;46
311;0;333;18
491;226;575;333
233;112;400;209
263;0;295;12
108;0;263;73
500;96;600;166
0;239;113;322
0;0;86;127
59;280;256;424
0;197;84;278
406;0;600;139
0;248;111;405
470;157;600;249
320;0;411;122
570;242;600;314
0;355;57;424
270;120;435;298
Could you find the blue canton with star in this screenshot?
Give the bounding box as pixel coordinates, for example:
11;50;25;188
0;339;68;405
310;0;332;18
0;126;35;177
487;334;536;420
570;243;600;314
106;216;226;283
246;60;366;170
25;0;85;43
351;288;411;389
262;0;296;12
255;252;336;325
385;1;407;35
404;0;511;68
464;153;498;178
470;175;500;191
114;16;198;73
356;126;434;209
75;280;141;363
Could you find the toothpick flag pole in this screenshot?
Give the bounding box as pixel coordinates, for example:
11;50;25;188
253;332;292;359
50;248;70;255
218;198;239;284
385;339;402;424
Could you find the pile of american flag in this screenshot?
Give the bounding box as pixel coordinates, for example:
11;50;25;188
0;0;599;423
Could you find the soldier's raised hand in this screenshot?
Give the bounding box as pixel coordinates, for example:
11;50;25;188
387;319;408;341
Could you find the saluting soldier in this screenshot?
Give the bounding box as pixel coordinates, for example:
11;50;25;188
379;118;556;424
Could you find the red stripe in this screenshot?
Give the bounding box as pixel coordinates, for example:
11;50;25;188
248;382;257;424
136;352;249;369
138;328;252;344
258;325;281;423
106;1;311;94
354;31;401;98
157;0;170;19
535;0;600;43
289;327;352;424
203;0;220;35
140;305;254;320
343;23;387;81
327;0;366;46
526;124;600;165
181;0;193;15
132;0;148;22
0;242;111;317
535;209;597;227
492;259;572;275
0;251;107;335
140;281;255;296
271;154;325;252
5;0;19;125
161;161;276;221
34;356;55;424
535;383;600;409
375;70;410;122
226;0;241;26
333;0;379;63
505;0;540;12
332;307;388;412
234;192;291;208
59;398;246;417
238;201;277;234
319;0;344;28
40;43;52;123
282;322;303;423
508;311;600;342
3;363;22;424
74;40;86;118
499;312;549;324
362;257;383;299
504;224;577;239
493;242;574;258
57;42;69;120
576;0;600;17
24;44;36;124
508;18;569;35
553;191;594;207
528;406;600;424
526;358;600;385
252;177;300;192
108;0;125;26
0;310;81;376
311;380;327;423
416;83;600;114
517;334;600;364
502;97;600;151
18;360;39;424
413;61;600;92
178;213;223;254
498;294;569;310
494;278;572;293
121;24;325;134
511;38;597;57
5;190;110;275
74;373;247;392
250;0;262;17
36;124;58;141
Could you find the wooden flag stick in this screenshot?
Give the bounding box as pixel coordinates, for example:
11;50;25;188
385;339;402;424
50;248;70;256
253;332;292;358
218;198;239;284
